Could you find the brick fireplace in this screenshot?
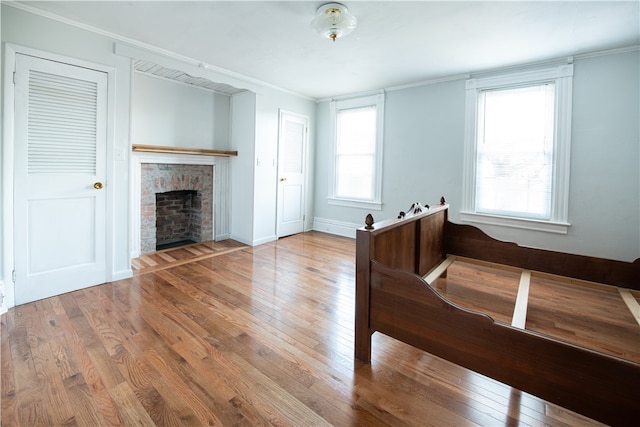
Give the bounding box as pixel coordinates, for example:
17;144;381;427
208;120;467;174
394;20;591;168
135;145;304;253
132;150;230;258
140;163;213;254
155;190;202;249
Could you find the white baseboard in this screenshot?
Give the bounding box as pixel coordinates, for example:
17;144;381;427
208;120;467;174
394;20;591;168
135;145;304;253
312;217;360;239
0;279;15;314
228;234;257;247
0;280;5;315
111;269;133;282
252;235;277;246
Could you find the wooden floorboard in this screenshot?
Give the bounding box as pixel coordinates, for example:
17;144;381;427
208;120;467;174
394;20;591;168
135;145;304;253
1;231;620;426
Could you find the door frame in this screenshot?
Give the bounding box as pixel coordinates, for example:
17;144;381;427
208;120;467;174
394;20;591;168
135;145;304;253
2;43;117;312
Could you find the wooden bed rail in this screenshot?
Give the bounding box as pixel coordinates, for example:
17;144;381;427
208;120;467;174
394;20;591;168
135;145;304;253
446;222;640;290
368;261;640;426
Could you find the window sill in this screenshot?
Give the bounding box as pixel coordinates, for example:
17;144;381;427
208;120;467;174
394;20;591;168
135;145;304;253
328;197;382;211
459;212;570;234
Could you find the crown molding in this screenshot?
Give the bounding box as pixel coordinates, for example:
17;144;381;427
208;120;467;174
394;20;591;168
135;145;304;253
3;1;313;101
5;1;638;102
573;44;640;60
385;74;471;93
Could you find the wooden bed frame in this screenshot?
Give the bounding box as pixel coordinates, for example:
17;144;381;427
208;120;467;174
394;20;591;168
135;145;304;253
355;199;640;426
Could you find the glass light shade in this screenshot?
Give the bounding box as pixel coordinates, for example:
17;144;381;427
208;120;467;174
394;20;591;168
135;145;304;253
311;3;357;41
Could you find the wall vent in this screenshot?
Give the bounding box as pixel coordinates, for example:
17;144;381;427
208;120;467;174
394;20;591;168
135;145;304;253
133;59;247;96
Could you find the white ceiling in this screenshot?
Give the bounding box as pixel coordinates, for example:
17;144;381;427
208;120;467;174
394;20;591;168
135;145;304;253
16;1;640;99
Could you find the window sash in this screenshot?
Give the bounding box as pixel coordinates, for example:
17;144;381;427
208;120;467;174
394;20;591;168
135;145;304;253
335;153;375;200
461;64;573;233
329;94;384;209
475;83;556;220
335;106;376;200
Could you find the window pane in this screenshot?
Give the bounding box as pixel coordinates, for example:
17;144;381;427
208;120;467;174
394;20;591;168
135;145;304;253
335;105;377;200
336;154;374;200
337;107;376;155
476;83;555;219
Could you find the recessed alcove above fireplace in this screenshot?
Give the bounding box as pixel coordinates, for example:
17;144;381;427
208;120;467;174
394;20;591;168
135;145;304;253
131;146;233;257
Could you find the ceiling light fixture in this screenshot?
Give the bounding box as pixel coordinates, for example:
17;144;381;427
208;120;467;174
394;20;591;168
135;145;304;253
311;2;357;42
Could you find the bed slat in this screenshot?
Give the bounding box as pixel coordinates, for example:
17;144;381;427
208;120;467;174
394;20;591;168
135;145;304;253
511;270;531;329
619;289;640;326
423;255;456;285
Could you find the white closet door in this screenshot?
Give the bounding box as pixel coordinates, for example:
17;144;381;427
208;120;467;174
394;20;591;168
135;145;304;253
277;111;308;238
14;53;108;304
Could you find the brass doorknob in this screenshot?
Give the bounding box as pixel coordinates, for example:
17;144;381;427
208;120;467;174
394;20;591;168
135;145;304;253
280;177;287;182
93;182;103;190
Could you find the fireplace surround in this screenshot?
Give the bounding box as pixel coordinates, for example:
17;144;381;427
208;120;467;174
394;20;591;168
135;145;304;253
140;163;213;253
131;151;230;257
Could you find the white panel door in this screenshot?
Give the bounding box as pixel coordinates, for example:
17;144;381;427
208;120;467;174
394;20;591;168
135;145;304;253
277;112;308;238
14;54;107;304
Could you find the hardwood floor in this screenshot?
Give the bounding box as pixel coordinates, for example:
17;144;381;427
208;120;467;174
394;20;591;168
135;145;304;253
2;232;622;426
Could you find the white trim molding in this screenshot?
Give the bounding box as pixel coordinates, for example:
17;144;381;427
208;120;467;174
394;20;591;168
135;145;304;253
3;43;118;310
327;198;382;211
460;212;570;235
312;217;360;239
328;93;385;209
462;64;573;234
0;280;6;315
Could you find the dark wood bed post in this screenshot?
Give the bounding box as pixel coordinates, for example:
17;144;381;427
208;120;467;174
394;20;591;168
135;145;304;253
440;196;448;279
354;214;374;363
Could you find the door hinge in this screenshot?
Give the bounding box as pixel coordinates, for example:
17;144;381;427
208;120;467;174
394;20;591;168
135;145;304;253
13;71;16;85
12;270;16;283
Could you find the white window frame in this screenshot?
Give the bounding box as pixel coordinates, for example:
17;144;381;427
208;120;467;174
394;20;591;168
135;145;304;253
328;93;384;210
461;64;574;234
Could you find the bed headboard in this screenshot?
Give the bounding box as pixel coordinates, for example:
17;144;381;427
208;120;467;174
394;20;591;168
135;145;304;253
355;201;448;278
357;197;639;290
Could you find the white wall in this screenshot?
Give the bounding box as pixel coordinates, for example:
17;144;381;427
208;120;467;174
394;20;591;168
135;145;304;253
230;91;256;245
231;90;316;246
253;94;279;245
563;51;639;259
131;73;231;149
313;80;466;236
252;92;316;245
314;50;640;262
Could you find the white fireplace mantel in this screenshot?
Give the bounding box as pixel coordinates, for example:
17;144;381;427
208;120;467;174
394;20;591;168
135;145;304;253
130;150;231;258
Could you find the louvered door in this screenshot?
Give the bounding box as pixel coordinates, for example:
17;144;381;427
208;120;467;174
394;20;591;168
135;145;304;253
14;54;107;304
276;112;308;238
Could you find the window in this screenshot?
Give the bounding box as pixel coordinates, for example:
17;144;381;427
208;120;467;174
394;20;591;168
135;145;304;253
329;93;384;209
462;65;574;233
